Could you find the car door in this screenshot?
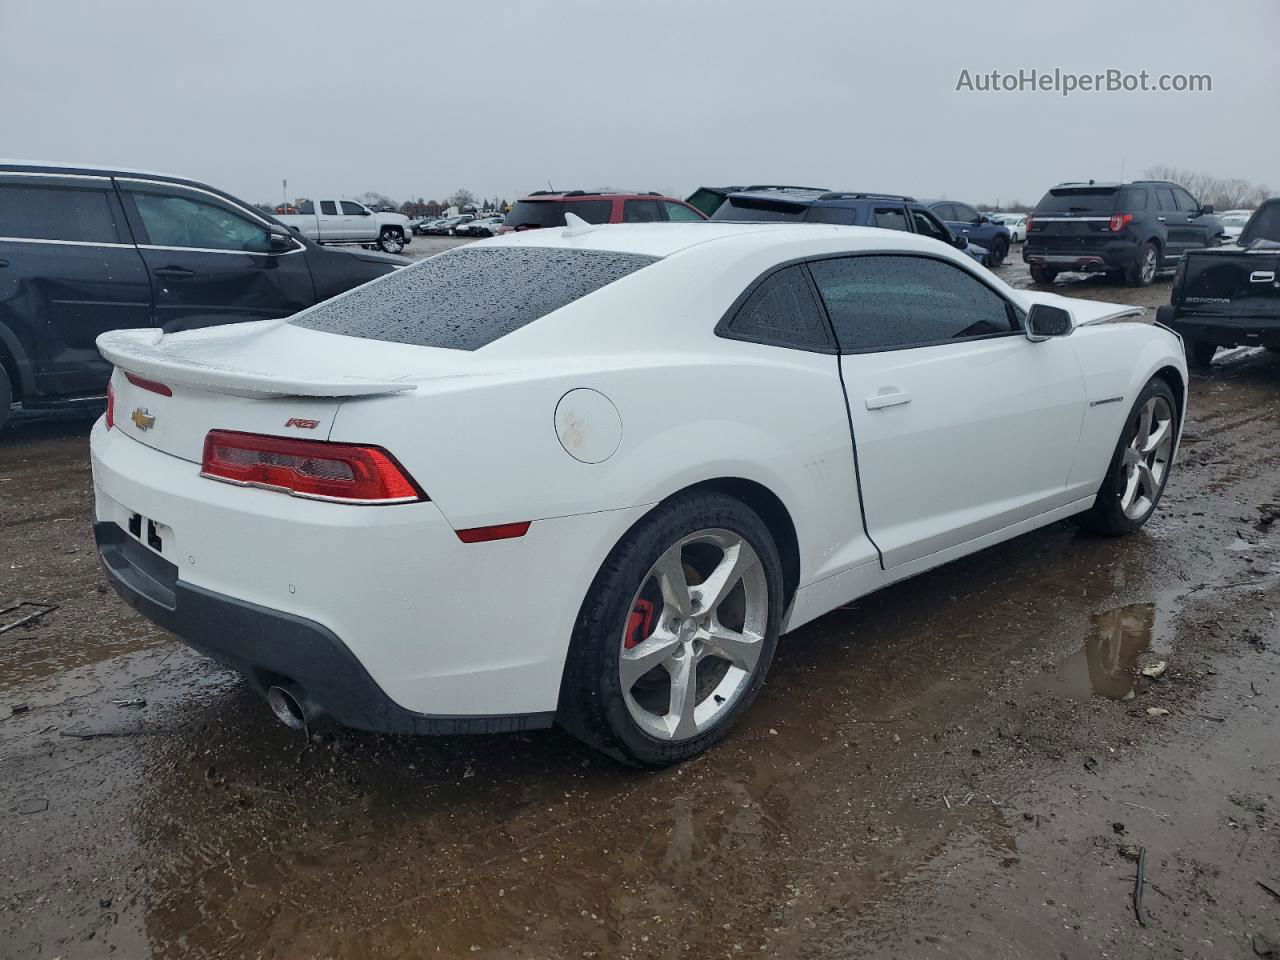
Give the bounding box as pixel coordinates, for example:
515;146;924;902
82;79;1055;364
119;179;317;333
1153;187;1188;263
808;253;1086;568
1172;187;1214;250
0;172;152;398
340;200;375;241
317;200;341;240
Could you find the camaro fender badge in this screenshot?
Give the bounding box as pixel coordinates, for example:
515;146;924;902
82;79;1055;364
284;417;320;430
1089;396;1125;407
131;407;156;431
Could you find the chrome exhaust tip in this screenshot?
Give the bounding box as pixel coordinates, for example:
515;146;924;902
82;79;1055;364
266;685;307;731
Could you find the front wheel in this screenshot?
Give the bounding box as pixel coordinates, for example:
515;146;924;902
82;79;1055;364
377;228;405;254
1080;378;1178;536
557;491;784;767
1126;242;1159;287
987;238;1008;267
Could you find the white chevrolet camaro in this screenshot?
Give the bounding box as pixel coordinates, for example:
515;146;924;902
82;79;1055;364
91;220;1186;766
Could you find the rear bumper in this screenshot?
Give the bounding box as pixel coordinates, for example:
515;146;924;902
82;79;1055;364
96;522;550;734
1024;240;1137;272
90;419;649;729
1164;311;1280;347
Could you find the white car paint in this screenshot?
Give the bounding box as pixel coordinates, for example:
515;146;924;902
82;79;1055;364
90;222;1186;731
277;199;413;248
991;213;1027;242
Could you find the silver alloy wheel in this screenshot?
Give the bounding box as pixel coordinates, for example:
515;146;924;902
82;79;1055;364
1120;395;1174;520
1140;246;1157;283
380;230;404;253
619;529;768;742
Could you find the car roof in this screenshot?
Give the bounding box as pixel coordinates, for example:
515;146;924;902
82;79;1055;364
518;190;682;202
726;188;917;207
479;220;951;259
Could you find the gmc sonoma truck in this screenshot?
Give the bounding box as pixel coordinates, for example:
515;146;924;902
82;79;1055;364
277;199;414;254
1157;199;1280;368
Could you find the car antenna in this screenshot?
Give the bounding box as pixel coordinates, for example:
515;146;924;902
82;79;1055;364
547;179;555;192
562;211;599;238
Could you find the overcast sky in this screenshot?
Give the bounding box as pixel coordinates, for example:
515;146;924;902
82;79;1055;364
3;0;1276;207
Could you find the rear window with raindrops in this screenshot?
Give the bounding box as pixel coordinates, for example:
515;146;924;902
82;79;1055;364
291;246;660;350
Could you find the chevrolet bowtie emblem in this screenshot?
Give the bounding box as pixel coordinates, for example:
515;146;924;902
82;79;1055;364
131;407;156;431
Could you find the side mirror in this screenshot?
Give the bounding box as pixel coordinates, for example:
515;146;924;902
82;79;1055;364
976;216;988;224
951;233;968;250
1025;303;1073;341
268;224;296;251
1200;203;1215;215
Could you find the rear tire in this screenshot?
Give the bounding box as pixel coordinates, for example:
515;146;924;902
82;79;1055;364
1126;242;1158;286
377;227;405;254
557;491;784;767
1187;339;1218;369
1029;265;1058;285
0;363;11;433
987;238;1008;267
1080;378;1178;536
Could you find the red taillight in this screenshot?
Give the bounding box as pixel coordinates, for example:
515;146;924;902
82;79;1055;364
201;430;426;504
456;521;531;543
105;379;116;430
1109;213;1134;232
1025;214;1034;231
125;371;173;397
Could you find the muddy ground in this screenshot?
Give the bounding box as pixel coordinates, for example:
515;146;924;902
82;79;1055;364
1;256;1278;960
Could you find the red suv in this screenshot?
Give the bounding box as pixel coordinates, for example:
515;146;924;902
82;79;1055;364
496;190;707;234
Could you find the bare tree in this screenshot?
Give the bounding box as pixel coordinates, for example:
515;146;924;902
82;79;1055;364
448;188;476;211
1142;166;1270;209
357;191;397;211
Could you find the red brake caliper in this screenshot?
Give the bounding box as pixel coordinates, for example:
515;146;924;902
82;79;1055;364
624;598;656;649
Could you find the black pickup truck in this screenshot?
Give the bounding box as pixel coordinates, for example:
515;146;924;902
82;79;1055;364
1157;199;1280;368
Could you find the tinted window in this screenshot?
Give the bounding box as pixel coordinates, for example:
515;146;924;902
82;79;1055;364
872;207;910;231
1117;187;1148;211
806;206;861;225
1241;201;1280;244
663;201;703;222
809;255;1014;352
1034;188;1118;214
297;199;315;214
931;203;957;221
320;200;337;215
0;183;120;243
711;196;809;222
340;201;366;215
1172;187;1199;212
1155;188;1176;212
623;200;661;223
909;209;951;243
954;204;981;222
722;265;830;351
132;192;272;252
292;246;658;351
505;199;612;229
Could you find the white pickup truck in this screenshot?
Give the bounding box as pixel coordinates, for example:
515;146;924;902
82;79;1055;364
277;199;414;254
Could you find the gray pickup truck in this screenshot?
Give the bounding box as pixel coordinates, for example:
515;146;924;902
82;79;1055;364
1157;199;1280;368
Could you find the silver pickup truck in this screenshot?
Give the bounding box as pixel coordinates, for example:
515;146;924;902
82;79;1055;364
277;199;414;254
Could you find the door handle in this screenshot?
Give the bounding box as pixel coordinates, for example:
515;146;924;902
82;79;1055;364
1156;216;1166;222
1251;271;1276;284
0;258;8;268
153;266;195;281
866;390;912;410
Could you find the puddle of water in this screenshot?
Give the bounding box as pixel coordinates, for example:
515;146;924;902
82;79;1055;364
1029;595;1179;701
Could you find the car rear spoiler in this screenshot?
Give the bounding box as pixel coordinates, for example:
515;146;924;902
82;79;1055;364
96;327;416;399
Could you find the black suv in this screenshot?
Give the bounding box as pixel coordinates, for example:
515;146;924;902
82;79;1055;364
0;162;408;432
1024;180;1223;287
709;188;972;254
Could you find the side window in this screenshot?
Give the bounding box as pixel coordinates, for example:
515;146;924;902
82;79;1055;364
872;207;910;231
955;204;981;223
340;201;366;216
806;206;860;225
1117;187;1148;211
932;203;956;221
320;200;338;215
662;201;703;222
1155;188;1176;212
722;264;831;352
297;199;315;215
132;191;273;253
623;200;662;223
0;183;121;243
909;208;951;243
1173;187;1199;212
809;255;1015;353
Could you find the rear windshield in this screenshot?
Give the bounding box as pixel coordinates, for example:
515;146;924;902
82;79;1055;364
1034;187;1120;214
710;196;809;222
1241;201;1280;245
505;199;612;229
292;246;658;351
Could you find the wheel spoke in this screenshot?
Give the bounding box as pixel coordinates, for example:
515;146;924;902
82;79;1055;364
701;622;763;673
1136;460;1157;500
1142;418;1171;456
619;630;680;689
666;654;699;739
652;543;693;618
690;541;757;615
1134;401;1154;450
1120;464;1140;510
